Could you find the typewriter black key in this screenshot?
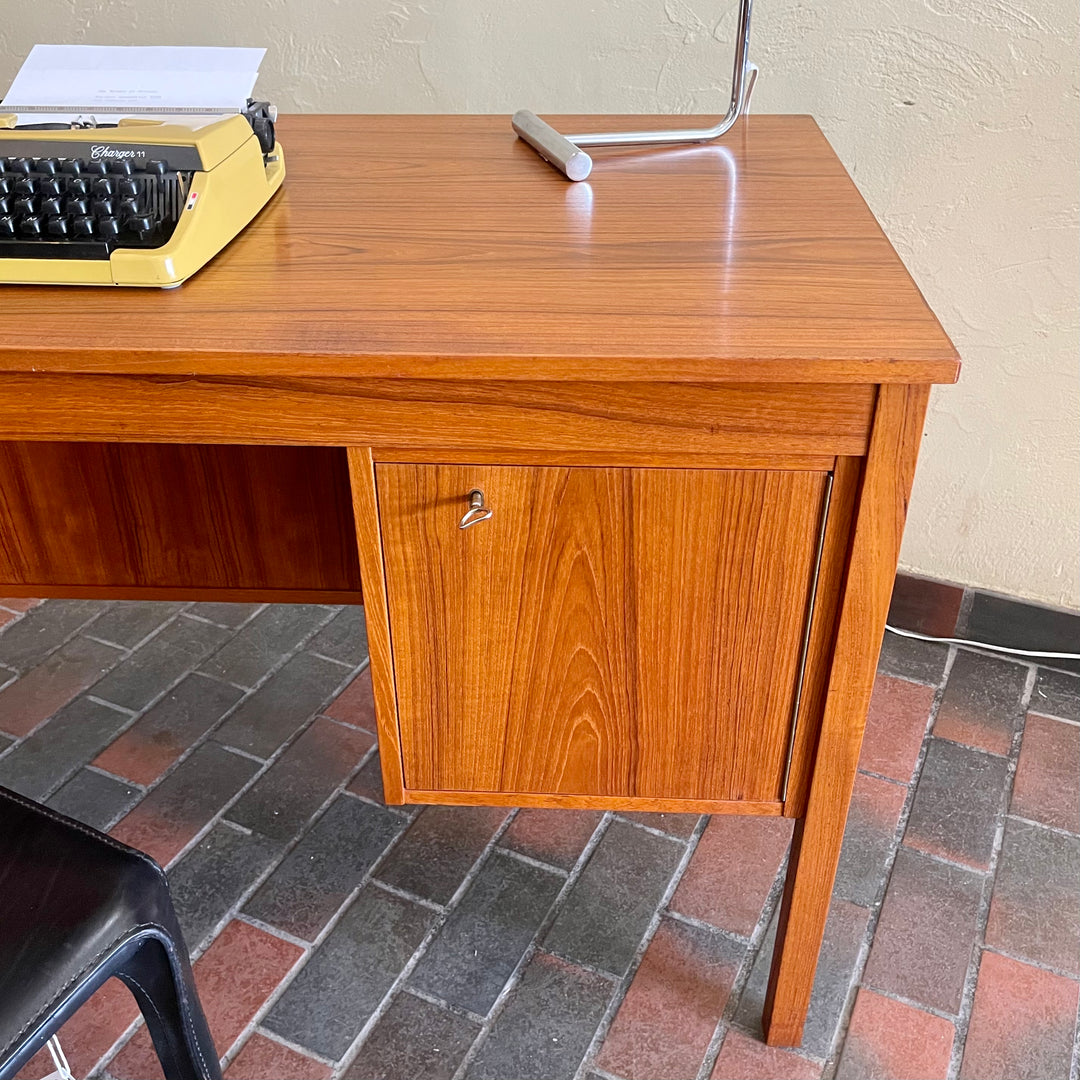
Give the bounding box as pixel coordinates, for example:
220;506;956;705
19;215;43;237
65;197;90;216
13;178;36;197
97;216;120;240
144;160;168;176
66;177;90;197
0;215;15;237
117;178;139;199
0;197;8;215
71;215;94;238
38;178;63;199
92;197;115;217
118;197;140;220
92;177;115;198
46;215;69;237
60;159;83;175
107;159;134;176
40;196;63;217
127;214;155;238
9;158;33;175
82;160;107;176
12;196;35;216
36;159;59;175
0;178;9;198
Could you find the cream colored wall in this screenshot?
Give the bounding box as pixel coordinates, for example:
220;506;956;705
2;1;1077;608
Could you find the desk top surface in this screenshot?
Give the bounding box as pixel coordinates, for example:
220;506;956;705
0;114;958;384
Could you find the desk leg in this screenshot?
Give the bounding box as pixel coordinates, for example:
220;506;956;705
763;383;930;1047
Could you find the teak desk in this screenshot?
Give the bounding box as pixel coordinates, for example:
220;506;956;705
0;115;958;1046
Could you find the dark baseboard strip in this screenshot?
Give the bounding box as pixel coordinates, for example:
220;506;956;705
889;573;1080;677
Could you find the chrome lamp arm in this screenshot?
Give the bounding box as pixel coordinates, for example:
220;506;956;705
512;0;757;181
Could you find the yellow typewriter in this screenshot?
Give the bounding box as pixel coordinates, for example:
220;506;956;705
0;101;284;287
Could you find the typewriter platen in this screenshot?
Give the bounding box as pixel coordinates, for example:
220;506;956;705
0;100;284;287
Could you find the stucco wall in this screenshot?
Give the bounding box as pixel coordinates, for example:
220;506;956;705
2;1;1077;608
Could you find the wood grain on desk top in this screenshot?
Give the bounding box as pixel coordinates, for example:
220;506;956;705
0;114;958;384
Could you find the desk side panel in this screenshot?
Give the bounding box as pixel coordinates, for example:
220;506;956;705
0;442;363;599
781;454;864;817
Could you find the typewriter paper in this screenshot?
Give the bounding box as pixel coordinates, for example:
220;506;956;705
3;44;266;122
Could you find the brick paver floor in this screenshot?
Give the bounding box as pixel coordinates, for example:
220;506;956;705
1;598;1077;1080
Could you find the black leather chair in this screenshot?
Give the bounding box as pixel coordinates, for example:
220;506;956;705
0;785;222;1080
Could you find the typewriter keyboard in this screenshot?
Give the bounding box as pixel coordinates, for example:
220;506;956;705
0;156;190;259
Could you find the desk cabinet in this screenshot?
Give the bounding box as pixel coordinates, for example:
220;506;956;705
378;462;829;805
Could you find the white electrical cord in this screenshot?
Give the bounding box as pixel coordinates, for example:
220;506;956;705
885;623;1080;662
41;1036;75;1080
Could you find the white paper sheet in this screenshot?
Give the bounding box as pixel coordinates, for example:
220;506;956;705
3;44;266;120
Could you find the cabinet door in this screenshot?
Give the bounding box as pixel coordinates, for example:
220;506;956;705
377;464;828;803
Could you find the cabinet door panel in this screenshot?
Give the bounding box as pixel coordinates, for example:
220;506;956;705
377;463;827;802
